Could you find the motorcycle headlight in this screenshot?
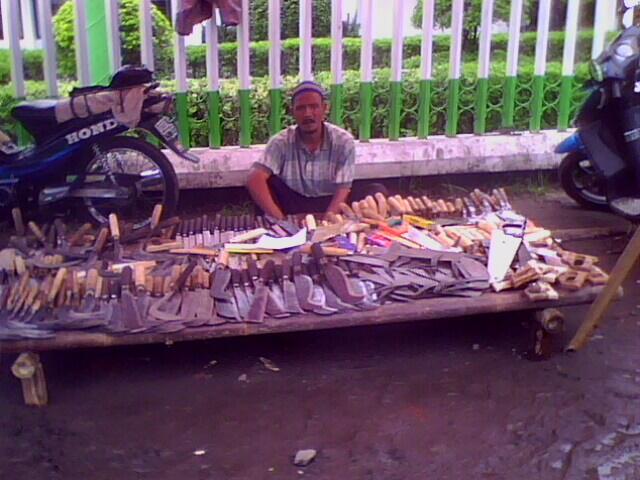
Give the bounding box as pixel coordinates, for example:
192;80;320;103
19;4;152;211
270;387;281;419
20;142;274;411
589;60;604;82
615;42;635;58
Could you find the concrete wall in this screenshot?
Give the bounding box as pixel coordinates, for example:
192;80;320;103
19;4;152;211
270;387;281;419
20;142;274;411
166;129;571;189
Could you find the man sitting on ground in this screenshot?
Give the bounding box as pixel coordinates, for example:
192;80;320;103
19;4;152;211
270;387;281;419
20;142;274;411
246;81;386;219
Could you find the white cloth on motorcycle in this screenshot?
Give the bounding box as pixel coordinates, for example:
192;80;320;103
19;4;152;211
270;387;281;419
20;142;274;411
54;86;146;128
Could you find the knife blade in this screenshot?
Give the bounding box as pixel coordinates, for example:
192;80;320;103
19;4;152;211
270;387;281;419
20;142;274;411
307;260;354;312
263;260;289;318
230;268;250;320
120;266;145;332
246;259;268;323
278;258;303;314
291;252;317;311
311;243;364;304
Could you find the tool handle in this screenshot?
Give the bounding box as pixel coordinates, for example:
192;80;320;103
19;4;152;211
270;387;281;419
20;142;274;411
387;196;404;215
291;251;303;274
281;257;292;279
134;264;147;289
274;262;284;282
231;268;241;284
28;221;47;244
170;260;197;292
85;268;98;293
150;204;163;229
121;266;133;289
54;218;67;242
68;223;92;246
374;193;388;218
242;268;251;285
48;268;68;304
108;213;120;240
261;260;275;282
305;214;317;231
310;242;326;263
11;208;25;236
247;258;259;280
339;202;355;219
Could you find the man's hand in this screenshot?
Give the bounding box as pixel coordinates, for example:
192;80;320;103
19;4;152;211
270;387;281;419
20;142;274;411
246;167;285;220
326;186;351;217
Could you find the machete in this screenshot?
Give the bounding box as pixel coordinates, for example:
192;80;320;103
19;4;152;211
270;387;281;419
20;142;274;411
120;266;145;332
263;260;289;318
277;259;303;314
246;258;268;323
311;243;364;304
231;268;250;320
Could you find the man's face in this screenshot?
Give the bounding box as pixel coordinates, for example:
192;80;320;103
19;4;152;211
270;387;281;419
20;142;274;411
292;91;326;135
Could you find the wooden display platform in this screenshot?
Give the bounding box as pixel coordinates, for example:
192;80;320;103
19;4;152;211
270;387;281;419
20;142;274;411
0;286;605;406
0;287;603;354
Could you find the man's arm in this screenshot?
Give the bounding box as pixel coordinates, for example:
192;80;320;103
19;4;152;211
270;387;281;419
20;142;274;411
246;166;285;220
326;186;351;215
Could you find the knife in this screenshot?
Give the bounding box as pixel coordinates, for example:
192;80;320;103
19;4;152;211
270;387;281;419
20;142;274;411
246;259;268;323
278;258;303;314
230;268;250;320
263;260;290;318
311;243;365;304
120;266;144;332
303;262;338;315
307;260;354;312
108;213;123;262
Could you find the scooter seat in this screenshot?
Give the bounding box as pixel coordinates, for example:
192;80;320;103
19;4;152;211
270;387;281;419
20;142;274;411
11;100;58;142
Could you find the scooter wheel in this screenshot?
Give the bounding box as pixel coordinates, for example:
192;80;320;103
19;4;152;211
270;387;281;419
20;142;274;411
558;152;609;211
78;136;179;228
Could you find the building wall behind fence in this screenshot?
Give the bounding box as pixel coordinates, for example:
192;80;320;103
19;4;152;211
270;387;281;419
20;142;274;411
0;0;623;149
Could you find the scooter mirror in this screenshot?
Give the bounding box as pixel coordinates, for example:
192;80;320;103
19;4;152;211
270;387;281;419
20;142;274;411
623;8;636;28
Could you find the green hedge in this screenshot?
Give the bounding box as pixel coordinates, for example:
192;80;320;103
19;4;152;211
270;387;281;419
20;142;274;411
0;29;595;84
0;59;590;146
187;30;595;79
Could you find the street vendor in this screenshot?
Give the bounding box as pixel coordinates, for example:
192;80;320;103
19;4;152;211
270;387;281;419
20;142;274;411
246;81;386;219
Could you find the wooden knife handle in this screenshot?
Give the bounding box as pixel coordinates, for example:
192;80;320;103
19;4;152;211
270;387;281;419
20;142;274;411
48;268;68;304
121;266;133;289
108;213;120;240
28;221;47;244
374;193;388;218
150;204;163;229
134;264;146;289
305;214;317;231
247;258;259;280
261;260;275;282
11;207;25;236
387;196;404;215
85;268;98;294
68;223;93;246
170;260;197;292
281;257;291;278
339;202;355;219
310;243;325;262
364;195;378;214
351;201;363;218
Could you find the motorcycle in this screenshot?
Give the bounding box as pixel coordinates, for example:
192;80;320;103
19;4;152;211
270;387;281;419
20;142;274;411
556;25;640;219
0;66;198;227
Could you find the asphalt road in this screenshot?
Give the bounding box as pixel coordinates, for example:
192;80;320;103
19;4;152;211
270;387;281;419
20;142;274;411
1;188;639;480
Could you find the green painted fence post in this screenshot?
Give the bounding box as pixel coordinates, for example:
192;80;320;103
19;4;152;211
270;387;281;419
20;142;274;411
389;81;402;141
557;76;573;131
86;0;112;85
208;90;222;148
529;75;545;132
359;82;372;142
446;79;460;137
269;89;282;137
417;79;432;139
239;89;252;147
501;76;517;129
330;84;344;126
474;78;489;135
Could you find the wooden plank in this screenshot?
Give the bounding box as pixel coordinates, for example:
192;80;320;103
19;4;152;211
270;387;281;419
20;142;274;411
0;287;604;354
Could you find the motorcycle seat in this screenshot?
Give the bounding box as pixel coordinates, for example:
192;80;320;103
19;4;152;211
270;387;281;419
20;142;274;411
11;100;58;142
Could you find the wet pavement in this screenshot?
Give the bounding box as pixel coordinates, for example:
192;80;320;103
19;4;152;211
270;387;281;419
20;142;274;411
1;188;640;480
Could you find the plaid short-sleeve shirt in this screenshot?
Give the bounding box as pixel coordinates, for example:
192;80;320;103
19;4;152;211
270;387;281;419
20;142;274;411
253;122;355;198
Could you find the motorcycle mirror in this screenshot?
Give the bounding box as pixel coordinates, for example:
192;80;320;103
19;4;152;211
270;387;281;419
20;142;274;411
623;8;635;28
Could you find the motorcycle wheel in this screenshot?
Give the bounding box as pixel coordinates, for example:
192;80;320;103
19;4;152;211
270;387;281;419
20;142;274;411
79;136;179;228
558;152;609;211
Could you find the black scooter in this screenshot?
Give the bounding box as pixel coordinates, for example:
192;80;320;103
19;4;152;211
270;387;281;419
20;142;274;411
0;66;198;227
556;26;640;219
